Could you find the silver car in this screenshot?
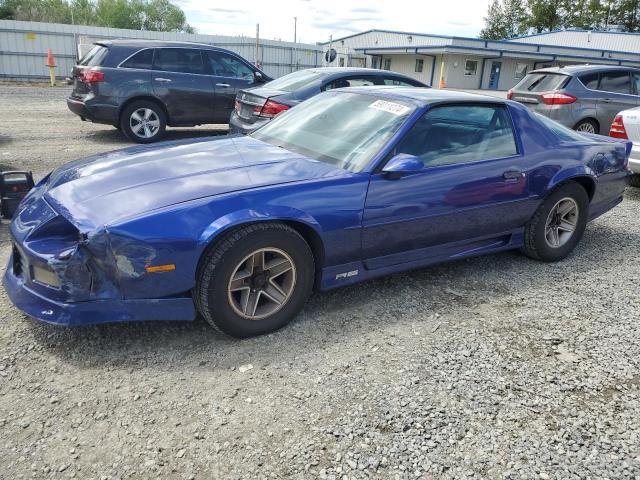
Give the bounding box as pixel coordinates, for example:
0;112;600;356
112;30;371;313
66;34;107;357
508;65;640;135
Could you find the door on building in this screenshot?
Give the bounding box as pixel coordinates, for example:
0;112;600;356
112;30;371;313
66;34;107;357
488;61;502;90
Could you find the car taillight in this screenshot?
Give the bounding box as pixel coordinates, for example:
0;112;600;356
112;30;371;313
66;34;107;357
234;100;240;112
541;91;576;105
254;100;290;118
609;115;628;139
506;89;513;100
79;68;105;83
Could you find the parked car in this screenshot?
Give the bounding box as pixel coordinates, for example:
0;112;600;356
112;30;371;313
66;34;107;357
608;109;640;187
67;40;271;143
229;67;428;134
6;89;630;338
508;65;640;135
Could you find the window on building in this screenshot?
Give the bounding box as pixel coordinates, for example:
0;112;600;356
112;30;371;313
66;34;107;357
464;59;478;76
391;105;518;167
415;58;424;73
339;57;345;67
120;49;154;70
514;62;528;79
599;71;632;94
383;58;392;71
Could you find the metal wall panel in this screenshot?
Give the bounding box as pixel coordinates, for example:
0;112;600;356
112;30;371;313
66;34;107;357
0;19;322;80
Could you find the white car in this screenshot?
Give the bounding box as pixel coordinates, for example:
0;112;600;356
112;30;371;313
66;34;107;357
610;109;640;187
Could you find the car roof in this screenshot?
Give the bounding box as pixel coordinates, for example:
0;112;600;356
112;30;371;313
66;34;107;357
291;67;427;85
339;86;505;106
530;64;640;76
97;39;225;50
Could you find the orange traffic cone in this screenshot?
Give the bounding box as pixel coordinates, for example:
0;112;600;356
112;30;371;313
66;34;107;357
439;77;446;89
46;48;56;87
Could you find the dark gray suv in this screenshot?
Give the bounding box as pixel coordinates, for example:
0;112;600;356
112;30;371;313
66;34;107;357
508;65;640;135
67;40;271;143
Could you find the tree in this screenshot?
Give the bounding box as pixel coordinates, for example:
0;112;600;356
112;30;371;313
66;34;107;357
0;0;194;32
480;0;528;39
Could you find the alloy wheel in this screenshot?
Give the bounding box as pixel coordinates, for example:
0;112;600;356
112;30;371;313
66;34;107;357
227;248;297;320
576;122;596;134
544;197;579;248
130;108;160;139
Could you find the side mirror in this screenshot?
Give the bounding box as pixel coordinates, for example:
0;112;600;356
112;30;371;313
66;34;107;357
382;154;423;179
254;71;265;83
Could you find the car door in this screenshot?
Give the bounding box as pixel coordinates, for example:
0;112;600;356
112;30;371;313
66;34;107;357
203;50;259;123
151;47;215;125
362;104;531;269
596;70;639;132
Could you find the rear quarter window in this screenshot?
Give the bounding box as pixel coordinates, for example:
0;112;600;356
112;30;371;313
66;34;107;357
79;45;109;67
535;113;593;142
120;49;154;70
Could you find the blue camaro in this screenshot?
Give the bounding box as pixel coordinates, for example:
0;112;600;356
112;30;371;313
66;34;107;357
4;88;631;337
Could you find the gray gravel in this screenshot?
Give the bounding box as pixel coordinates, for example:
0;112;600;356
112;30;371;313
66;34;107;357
0;85;639;479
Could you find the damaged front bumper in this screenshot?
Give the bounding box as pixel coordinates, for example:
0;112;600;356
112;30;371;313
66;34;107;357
3;181;196;326
3;263;195;326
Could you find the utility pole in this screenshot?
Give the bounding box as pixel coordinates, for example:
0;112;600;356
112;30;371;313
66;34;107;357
255;23;260;68
293;17;297;72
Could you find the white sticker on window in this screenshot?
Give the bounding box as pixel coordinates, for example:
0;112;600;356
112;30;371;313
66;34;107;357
369;100;410;115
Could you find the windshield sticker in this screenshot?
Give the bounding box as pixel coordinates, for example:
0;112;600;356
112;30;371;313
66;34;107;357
369;100;410;115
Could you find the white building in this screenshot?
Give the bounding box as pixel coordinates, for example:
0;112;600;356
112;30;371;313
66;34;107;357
321;28;640;91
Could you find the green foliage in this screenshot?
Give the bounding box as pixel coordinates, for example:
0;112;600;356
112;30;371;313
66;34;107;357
0;0;194;32
481;0;640;38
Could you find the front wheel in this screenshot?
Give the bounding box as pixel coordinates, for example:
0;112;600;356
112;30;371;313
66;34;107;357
120;100;166;143
629;174;640;188
195;223;315;338
522;182;589;262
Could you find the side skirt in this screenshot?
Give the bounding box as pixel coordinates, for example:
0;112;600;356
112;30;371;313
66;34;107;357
319;229;525;291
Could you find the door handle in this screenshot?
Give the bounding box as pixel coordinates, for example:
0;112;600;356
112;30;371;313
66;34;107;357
155;77;172;82
601;98;613;103
503;169;524;181
216;83;230;87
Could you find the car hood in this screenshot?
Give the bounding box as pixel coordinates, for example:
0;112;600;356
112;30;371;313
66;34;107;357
42;135;346;230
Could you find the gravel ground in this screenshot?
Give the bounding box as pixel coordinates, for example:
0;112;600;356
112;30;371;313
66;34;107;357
0;85;639;480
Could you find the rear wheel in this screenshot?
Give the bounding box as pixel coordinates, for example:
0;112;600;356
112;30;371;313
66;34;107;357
195;223;315;338
522;182;589;262
574;119;598;135
629;174;640;188
120;100;166;143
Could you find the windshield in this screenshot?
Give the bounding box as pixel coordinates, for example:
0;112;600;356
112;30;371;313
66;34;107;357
251;92;415;172
515;73;569;92
264;69;329;92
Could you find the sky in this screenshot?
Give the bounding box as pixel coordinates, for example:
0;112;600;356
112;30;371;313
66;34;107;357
171;0;489;44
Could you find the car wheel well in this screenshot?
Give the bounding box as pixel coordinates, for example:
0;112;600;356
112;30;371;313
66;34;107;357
573;117;600;134
197;220;325;290
119;96;169;125
549;177;595;202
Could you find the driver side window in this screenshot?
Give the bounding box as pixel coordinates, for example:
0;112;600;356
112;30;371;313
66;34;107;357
393;105;518;167
205;51;255;80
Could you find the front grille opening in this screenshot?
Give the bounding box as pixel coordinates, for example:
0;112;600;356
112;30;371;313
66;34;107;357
12;245;23;277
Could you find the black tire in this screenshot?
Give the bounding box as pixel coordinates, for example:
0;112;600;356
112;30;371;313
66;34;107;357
120;100;166;143
195;223;314;338
574;119;599;135
628;174;640;188
522;182;589;262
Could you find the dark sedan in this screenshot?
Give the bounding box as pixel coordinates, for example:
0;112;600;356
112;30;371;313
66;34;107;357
229;67;428;134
